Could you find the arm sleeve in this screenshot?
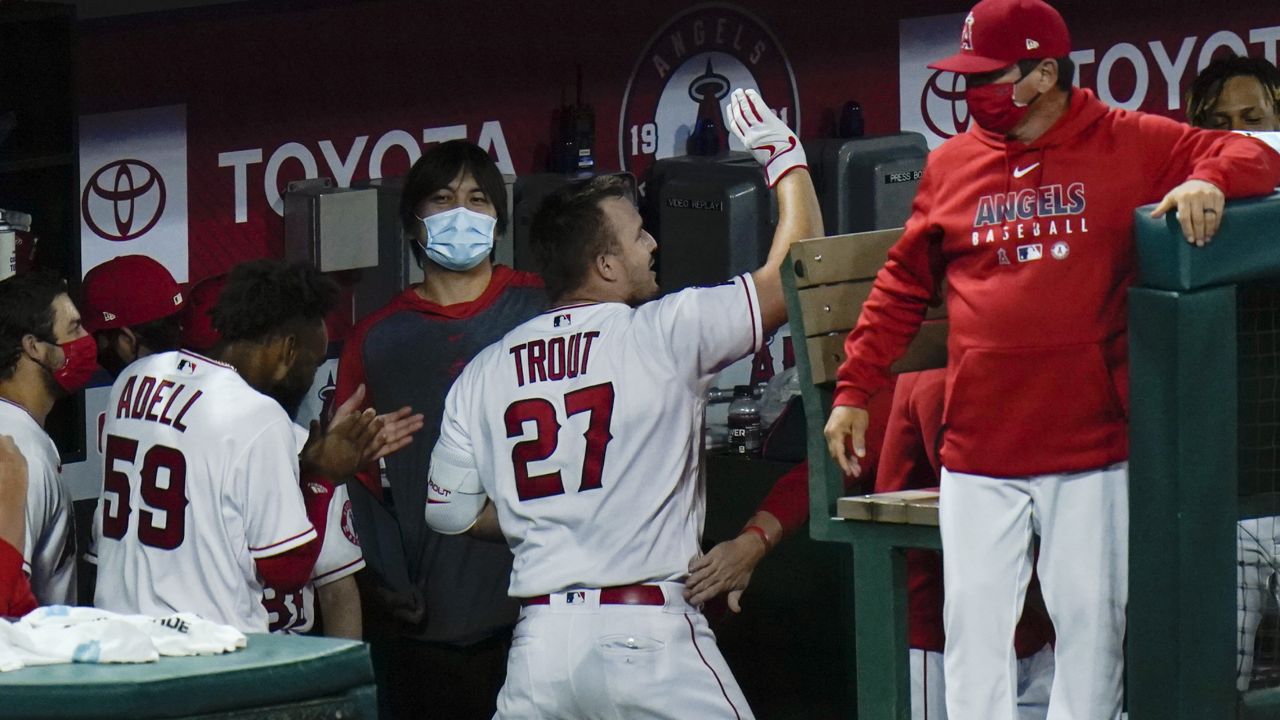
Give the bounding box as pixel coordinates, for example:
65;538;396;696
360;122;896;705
239;418;318;560
0;538;37;617
635;274;764;384
833;164;945;409
255;538;321;593
1140;115;1280;199
425;378;488;535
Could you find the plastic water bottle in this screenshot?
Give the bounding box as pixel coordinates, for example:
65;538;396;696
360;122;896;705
727;385;762;457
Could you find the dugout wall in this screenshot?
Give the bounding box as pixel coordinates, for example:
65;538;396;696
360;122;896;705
1129;192;1280;720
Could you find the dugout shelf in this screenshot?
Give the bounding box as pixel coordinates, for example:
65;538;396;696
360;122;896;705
0;632;376;719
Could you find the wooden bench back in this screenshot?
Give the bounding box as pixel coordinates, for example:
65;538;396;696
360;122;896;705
788;228;947;385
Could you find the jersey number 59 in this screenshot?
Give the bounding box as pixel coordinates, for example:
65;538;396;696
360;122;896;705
505;382;615;501
101;434;190;549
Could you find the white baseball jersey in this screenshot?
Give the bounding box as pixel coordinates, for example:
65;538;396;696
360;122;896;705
264;424;364;634
93;350;317;633
0;398;75;605
433;275;762;597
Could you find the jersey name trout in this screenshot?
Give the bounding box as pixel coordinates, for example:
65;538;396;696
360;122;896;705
509;331;600;387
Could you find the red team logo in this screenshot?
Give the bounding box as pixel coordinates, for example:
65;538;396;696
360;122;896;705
81;159;168;241
341;500;359;546
618;3;800;195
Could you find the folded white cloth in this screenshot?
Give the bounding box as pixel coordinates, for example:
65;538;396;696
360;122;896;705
0;606;247;671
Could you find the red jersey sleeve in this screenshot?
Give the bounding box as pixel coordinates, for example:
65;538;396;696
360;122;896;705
0;538;37;617
833;163;946;409
1137;114;1280;199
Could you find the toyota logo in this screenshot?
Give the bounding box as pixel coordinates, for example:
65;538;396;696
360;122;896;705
82;159;167;242
920;69;970;141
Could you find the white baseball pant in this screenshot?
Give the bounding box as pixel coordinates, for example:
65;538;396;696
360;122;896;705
939;463;1127;720
1236;515;1280;691
495;582;753;719
911;644;1054;720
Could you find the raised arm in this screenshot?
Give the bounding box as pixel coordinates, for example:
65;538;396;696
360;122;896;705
724;89;824;333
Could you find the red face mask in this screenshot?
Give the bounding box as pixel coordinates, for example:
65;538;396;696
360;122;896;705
46;334;100;394
965;80;1038;134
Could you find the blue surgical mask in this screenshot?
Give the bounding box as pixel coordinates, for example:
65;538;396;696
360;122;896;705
418;206;497;271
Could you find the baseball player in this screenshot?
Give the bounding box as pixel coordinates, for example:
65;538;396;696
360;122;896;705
80;255;186;377
424;88;821;719
0;272;95;606
823;1;1280;718
1184;54;1280;691
93;260;383;633
0;435;37;616
334;139;545;719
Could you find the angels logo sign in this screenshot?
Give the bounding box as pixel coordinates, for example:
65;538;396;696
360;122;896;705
618;3;800;193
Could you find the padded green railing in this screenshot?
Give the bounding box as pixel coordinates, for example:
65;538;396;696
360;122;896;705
1129;191;1280;720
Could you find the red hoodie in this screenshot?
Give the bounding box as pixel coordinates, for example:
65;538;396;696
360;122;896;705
835;89;1280;478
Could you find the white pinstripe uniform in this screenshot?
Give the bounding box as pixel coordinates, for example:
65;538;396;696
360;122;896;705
430;275;764;719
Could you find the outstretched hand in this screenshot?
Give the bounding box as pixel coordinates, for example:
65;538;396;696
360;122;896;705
1150;179;1225;247
302;384;383;479
684;534;768;612
723;88;807;187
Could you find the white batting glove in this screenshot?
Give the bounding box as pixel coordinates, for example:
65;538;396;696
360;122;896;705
723;88;807;187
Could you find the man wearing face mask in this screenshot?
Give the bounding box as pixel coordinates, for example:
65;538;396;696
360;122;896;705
0;271;96;606
822;0;1280;718
93;260;385;633
334;140;545;719
80;255;185;378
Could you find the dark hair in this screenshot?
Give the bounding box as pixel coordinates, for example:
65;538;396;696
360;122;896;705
1186;53;1280;128
530;175;634;302
400;140;509;269
101;314;184;356
211;260;339;344
1017;56;1074;92
0;271;65;380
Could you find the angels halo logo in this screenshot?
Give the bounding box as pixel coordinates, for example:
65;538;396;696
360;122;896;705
618;3;800;195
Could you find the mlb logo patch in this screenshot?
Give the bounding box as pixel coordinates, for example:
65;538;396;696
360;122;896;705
177;358;197;373
566;591;587;605
553;313;572;328
1016;244;1043;262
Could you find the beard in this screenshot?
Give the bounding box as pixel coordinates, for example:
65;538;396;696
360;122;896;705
269;376;311;420
97;346;130;379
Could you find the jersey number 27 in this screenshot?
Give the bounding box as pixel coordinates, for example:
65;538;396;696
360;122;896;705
505;382;615;501
101;434;189;549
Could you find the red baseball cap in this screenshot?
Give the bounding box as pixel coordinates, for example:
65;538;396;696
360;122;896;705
81;255;185;333
181;274;228;352
928;0;1071;75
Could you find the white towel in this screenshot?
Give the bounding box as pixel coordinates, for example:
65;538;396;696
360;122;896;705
0;606;246;671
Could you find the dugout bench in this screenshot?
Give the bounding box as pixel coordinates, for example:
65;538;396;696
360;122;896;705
1128;192;1280;720
0;633;376;719
781;227;947;720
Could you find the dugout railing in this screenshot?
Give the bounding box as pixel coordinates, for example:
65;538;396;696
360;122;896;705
1129;191;1280;720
